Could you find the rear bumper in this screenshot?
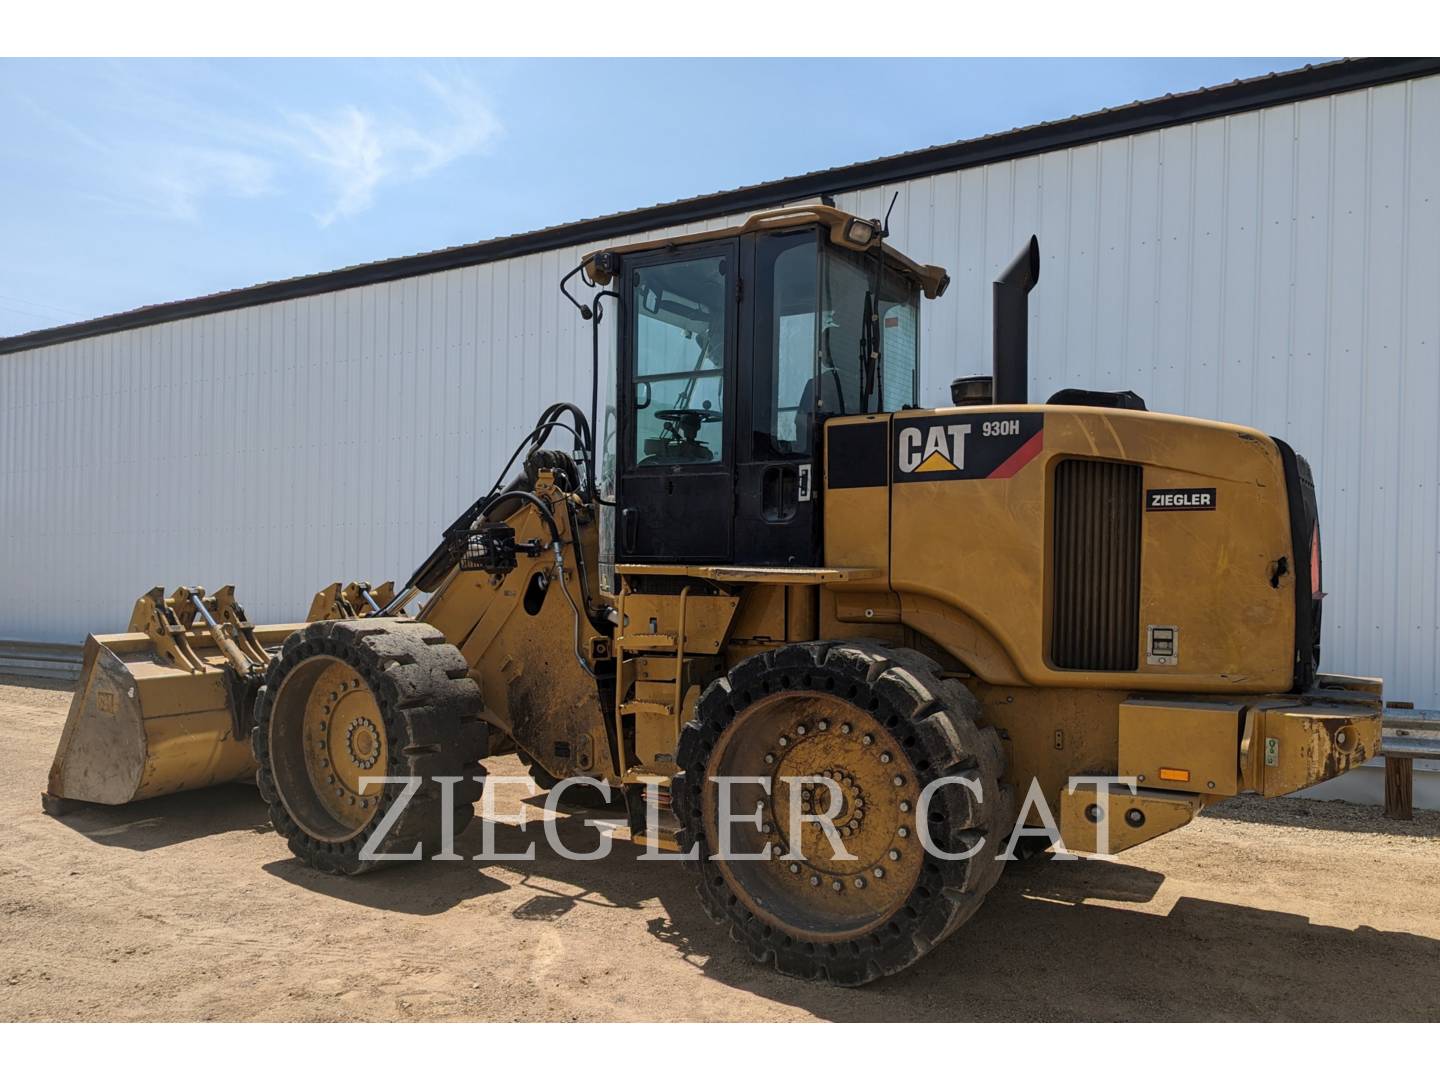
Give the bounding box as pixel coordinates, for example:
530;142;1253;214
1240;676;1383;797
1060;673;1382;854
1117;673;1382;800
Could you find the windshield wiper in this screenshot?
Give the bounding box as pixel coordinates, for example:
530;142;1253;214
860;290;878;411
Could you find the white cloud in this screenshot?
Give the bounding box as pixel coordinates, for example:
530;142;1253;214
282;74;502;226
145;147;277;221
19;67;502;227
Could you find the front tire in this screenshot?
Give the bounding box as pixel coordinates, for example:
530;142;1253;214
674;642;1014;986
252;619;487;875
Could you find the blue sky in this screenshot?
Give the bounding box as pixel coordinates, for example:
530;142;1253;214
0;57;1325;337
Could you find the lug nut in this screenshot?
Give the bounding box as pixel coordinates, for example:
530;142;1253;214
810;875;821;886
854;877;866;889
897;826;909;838
862;734;874;746
899;800;911;813
789;863;801;875
879;752;891;764
818;720;829;731
778;736;789;747
841;723;852;735
873;867;885;879
796;725;807;736
831;880;843;892
764;753;775;764
889;849;901;861
893;776;905;787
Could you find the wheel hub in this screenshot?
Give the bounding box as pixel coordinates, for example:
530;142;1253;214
296;658;388;833
345;716;381;769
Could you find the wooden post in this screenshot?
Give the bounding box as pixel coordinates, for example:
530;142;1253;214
1384;755;1414;821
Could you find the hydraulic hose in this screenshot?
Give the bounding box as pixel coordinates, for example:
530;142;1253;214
555;545;597;678
393;407;595;601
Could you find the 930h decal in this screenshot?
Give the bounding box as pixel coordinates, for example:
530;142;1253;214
893;412;1044;482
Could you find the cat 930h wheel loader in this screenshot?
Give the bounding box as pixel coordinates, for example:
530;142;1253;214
45;205;1383;985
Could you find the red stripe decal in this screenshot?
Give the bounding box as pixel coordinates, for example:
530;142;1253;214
987;430;1044;479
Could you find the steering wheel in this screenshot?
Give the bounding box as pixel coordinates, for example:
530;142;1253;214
654;408;722;424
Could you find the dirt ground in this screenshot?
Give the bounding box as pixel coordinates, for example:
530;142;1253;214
2;675;1438;1022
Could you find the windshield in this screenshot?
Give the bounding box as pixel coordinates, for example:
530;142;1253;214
819;246;919;416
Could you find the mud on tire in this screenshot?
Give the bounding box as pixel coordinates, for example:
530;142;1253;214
251;619;487;875
673;642;1016;986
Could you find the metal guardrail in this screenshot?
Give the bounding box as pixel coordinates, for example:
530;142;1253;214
0;640;83;682
1383;708;1440;760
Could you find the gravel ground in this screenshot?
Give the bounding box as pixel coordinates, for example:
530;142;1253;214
2;675;1437;1022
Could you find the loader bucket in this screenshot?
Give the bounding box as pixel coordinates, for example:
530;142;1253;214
44;588;305;808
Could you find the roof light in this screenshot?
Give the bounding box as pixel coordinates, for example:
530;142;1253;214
845;218;877;246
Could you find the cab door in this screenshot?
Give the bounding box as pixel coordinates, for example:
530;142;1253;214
733;227;822;566
614;241;737;564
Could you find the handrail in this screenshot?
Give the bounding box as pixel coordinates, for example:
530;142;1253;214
1383;708;1440;759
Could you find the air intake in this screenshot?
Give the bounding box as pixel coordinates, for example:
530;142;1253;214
1051;459;1142;671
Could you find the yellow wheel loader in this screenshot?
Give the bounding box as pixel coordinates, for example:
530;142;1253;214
45;205;1383;985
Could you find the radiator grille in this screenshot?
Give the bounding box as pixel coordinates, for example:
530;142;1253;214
1051;459;1142;671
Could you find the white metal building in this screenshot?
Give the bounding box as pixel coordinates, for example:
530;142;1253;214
5;58;1440;748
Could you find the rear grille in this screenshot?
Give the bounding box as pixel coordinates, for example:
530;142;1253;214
1051;459;1142;671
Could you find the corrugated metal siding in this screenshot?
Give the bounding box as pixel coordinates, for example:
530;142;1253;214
4;75;1438;709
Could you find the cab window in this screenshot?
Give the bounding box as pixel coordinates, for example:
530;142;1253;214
751;231;819;457
819;246;920;416
630;255;728;467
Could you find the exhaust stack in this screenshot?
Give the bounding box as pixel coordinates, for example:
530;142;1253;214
993;236;1040;405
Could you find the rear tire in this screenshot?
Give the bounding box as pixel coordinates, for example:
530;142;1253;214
252;619;487;875
674;642;1014;986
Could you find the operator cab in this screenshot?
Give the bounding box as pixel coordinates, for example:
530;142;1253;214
583;206;948;569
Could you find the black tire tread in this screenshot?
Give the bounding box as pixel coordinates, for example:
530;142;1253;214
673;640;1015;986
251;618;487;875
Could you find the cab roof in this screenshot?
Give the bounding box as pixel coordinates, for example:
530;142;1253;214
582;205;951;300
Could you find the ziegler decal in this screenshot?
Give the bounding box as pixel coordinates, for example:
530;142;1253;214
1146;487;1217;511
893;413;1044;482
